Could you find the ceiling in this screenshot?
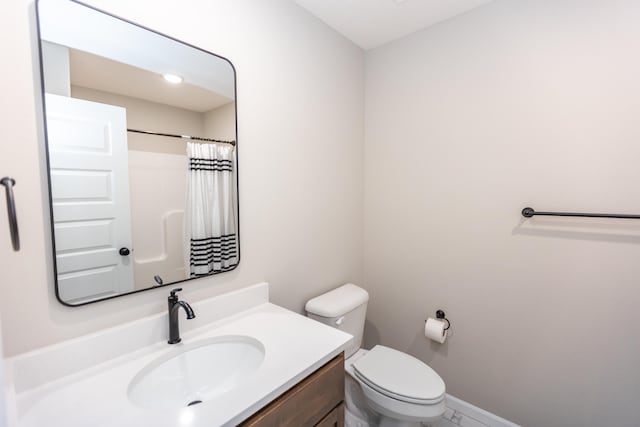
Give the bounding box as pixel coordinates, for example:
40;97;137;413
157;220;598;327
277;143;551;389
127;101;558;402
69;49;232;113
294;0;494;50
40;0;236;101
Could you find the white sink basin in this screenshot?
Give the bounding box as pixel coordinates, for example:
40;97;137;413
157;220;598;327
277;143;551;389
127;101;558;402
127;335;265;410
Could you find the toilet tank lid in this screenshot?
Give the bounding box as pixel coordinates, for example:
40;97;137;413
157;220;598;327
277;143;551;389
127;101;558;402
305;283;369;318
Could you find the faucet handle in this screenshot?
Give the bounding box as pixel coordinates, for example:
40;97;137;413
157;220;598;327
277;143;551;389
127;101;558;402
169;288;183;298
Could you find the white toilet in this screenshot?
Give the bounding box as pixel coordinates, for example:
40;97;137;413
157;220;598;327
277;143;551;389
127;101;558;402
306;284;446;427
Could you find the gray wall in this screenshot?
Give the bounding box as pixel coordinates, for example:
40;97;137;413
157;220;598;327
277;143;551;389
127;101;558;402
3;0;640;425
0;0;364;356
364;1;640;426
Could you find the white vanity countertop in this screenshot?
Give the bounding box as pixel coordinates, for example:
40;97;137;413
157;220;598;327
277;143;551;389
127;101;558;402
7;285;352;427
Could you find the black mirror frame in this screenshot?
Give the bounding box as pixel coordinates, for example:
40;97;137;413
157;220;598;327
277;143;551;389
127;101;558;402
35;0;241;307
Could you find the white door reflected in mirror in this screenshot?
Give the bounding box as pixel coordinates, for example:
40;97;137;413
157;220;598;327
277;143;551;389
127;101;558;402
47;94;135;304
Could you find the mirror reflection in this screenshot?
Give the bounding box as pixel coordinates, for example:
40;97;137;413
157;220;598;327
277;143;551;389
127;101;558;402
38;0;239;306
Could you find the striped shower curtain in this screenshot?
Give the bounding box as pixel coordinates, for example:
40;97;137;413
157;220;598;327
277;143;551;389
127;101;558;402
186;142;238;276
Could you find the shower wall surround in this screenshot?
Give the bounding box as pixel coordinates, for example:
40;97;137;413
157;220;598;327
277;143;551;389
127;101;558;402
72;87;199;289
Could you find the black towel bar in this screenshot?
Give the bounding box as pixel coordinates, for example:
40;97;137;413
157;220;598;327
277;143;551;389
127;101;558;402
522;207;640;220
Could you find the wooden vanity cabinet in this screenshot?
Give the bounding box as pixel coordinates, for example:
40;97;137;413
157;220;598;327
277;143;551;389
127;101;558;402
241;353;345;427
315;402;345;427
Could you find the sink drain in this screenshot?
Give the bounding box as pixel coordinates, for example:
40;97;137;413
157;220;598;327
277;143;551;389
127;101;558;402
186;400;203;407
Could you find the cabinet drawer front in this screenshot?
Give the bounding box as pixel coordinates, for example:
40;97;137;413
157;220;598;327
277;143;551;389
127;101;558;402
241;353;345;427
315;402;345;427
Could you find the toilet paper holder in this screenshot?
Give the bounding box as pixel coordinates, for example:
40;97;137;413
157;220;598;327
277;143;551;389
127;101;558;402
435;310;451;331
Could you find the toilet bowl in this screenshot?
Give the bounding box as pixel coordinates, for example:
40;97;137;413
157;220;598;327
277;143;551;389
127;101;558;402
345;347;446;427
306;284;446;427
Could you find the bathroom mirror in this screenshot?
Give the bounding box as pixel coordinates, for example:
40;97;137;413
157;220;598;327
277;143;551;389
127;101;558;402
36;0;240;306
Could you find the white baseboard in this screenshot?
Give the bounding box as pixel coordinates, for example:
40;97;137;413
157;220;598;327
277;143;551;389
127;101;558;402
433;394;520;427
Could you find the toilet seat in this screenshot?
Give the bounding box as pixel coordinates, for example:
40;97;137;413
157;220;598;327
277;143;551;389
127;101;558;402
352;345;445;405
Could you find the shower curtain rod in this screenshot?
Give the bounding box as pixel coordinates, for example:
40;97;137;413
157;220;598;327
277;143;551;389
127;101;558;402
127;128;236;146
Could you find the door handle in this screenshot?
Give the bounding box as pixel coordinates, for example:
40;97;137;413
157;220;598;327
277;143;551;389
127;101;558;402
119;247;130;256
1;177;20;251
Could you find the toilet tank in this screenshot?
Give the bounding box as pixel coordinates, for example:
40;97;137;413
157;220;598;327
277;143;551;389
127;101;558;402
305;284;369;358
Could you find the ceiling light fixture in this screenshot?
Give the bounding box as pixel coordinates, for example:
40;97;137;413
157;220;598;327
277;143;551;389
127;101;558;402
163;74;183;84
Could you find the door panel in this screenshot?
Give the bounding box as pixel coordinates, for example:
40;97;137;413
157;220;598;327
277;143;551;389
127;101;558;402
45;93;134;304
57;266;119;301
53;220;113;252
50;170;112;201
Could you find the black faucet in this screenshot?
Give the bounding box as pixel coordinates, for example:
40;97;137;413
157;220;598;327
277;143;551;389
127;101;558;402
167;288;196;344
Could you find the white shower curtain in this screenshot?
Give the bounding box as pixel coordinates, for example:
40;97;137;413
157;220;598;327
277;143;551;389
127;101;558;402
186;142;238;276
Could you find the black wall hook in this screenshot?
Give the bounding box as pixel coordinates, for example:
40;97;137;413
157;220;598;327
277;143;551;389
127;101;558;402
436;310;451;331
